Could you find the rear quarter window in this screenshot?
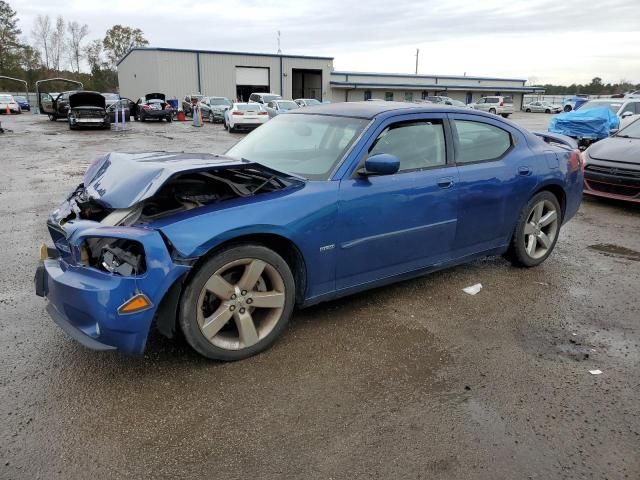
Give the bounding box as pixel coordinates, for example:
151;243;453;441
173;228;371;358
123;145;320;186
454;120;512;163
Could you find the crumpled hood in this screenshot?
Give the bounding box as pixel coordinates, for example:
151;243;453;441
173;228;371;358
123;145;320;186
83;152;288;209
587;136;640;164
69;91;106;109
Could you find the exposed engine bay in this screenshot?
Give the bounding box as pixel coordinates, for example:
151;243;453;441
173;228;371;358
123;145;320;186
57;167;295;228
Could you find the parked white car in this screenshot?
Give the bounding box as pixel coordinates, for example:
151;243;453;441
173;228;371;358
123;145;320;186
470;96;514;118
248;92;282;105
224;103;269;132
0;94;21;114
579;98;640;130
523;101;562;114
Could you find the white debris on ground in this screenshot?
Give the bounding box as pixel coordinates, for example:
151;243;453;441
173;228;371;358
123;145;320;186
462;283;483;295
589;370;603;375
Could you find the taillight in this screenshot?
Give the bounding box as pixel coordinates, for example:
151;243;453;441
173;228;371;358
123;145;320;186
258;111;268;115
232;111;244;115
499;101;504;106
568;150;582;172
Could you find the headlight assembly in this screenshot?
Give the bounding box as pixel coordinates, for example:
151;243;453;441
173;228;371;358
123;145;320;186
81;237;146;276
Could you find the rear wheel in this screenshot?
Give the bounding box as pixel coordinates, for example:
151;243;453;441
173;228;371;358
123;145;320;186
179;244;295;361
545;109;551;114
506;191;561;267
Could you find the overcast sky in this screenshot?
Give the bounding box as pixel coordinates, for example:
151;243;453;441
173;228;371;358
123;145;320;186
11;0;640;85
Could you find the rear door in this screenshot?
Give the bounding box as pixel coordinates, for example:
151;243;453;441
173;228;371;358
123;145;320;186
336;114;459;289
448;113;537;256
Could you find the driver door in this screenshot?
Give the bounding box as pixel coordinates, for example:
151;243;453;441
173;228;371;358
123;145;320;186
335;114;459;290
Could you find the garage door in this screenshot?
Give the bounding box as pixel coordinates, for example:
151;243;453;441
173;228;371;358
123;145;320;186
236;67;269;86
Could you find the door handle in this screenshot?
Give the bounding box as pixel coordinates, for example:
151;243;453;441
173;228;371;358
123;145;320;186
437;177;454;189
518;166;532;176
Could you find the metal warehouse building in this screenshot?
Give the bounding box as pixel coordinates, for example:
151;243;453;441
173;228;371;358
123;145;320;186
117;48;543;107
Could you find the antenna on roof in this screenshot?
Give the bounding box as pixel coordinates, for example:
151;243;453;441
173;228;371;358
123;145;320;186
277;31;282;54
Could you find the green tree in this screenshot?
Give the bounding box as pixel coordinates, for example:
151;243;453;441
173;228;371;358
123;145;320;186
0;0;22;74
103;25;148;68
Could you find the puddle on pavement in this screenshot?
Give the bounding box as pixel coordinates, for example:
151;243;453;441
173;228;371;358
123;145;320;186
588;243;640;261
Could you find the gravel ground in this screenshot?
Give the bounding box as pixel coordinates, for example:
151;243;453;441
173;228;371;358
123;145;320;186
1;111;639;479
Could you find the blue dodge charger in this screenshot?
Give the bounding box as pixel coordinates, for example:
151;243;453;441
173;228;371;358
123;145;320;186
35;102;584;360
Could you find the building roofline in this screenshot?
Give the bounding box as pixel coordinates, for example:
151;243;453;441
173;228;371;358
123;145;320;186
117;47;334;66
332;70;527;83
330;81;544;92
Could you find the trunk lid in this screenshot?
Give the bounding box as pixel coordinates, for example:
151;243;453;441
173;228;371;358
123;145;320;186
69;91;106;109
145;92;166;102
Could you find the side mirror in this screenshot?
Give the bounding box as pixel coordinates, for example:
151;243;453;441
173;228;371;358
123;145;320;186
621;111;634;118
360;154;400;176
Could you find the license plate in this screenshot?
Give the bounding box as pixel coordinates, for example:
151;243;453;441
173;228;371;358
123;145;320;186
77;118;102;123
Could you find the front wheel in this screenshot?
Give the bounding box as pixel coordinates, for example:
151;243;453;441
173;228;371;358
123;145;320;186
489;108;497;115
179;244;295;361
525;108;531;112
564;105;572;112
506;191;561;267
545;109;551;114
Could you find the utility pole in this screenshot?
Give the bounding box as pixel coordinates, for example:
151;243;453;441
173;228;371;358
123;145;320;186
415;48;419;75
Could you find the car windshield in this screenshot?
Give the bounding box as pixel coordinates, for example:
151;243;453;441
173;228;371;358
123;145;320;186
617;119;640;139
277;101;299;110
580;101;622;113
0;95;13;102
14;96;26;102
226;114;369;180
304;99;321;105
211;98;231;106
262;95;281;103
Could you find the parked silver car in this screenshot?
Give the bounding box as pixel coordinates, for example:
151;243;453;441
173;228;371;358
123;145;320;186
264;99;300;118
294;98;322;107
523;101;562;114
470;96;514;118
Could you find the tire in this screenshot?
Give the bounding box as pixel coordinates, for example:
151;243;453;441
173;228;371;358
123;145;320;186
166;116;172;123
564;105;572;112
179;244;295;361
209;113;214;123
545;109;551;114
525;108;531;112
489;108;497;115
506;191;562;268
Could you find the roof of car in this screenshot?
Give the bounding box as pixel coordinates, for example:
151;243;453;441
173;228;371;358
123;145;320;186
287;101;461;119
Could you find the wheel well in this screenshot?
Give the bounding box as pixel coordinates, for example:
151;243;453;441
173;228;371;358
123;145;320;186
154;233;307;340
191;233;307;305
535;185;566;219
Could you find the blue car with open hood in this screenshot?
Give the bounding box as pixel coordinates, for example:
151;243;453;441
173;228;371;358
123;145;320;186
35;102;584;360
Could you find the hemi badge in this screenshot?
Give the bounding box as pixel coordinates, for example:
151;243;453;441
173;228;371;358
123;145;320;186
319;244;335;252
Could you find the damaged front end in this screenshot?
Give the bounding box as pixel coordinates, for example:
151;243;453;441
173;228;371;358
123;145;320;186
37;151;303;354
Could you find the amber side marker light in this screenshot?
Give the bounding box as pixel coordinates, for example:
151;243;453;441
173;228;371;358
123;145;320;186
118;294;153;315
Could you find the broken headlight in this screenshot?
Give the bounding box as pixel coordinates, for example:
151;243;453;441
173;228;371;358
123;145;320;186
82;238;146;276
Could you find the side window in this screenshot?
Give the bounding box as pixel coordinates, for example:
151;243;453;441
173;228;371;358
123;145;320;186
477;98;485;104
632;102;640;114
454;120;512;164
369;120;446;172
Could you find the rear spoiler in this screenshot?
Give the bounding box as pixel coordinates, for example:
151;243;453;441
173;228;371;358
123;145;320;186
532;131;578;150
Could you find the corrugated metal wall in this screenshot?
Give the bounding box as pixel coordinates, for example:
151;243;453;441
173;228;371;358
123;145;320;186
118;50;332;102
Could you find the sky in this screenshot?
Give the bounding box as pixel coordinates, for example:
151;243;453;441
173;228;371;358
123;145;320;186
10;0;640;85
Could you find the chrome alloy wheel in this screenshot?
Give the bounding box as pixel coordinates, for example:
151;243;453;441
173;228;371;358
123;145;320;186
196;258;286;350
523;199;559;259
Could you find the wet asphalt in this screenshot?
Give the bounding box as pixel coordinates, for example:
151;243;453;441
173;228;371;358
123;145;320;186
1;112;639;479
